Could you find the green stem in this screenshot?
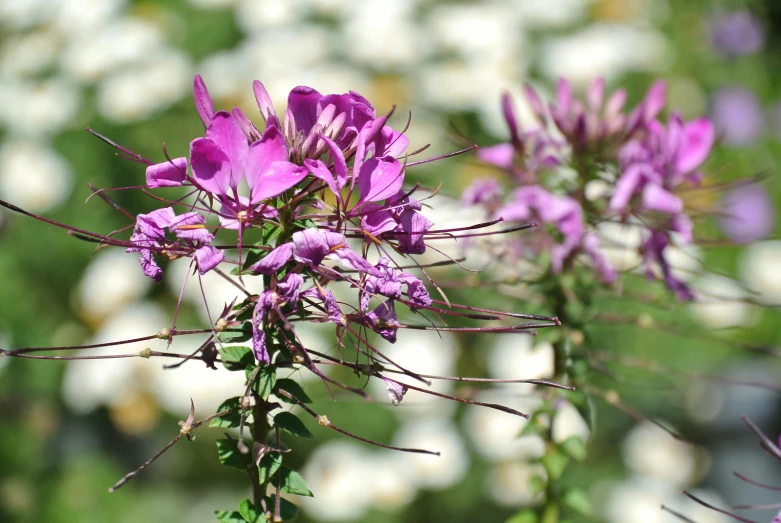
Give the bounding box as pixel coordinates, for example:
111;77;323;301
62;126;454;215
251;393;270;508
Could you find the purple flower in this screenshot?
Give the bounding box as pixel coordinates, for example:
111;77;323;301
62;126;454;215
146;157;187;188
252;291;276;363
301;287;343;325
719;184;775;243
710;87;765;147
496;186;585;273
126;207;175;283
195;245;224;275
709;11;765;56
641;231;695;301
462;179;502;207
361;258;431;311
380;377;408;406
366;299;399;343
251;229;376;275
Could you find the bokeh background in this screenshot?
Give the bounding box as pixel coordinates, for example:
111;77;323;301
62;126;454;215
1;0;781;522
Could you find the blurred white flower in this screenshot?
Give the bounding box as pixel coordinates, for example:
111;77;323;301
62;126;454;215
199;49;252;101
0;77;81;136
77;249;153;324
0;31;61;77
97;50;192;123
605;477;728;523
0;140;73;213
510;0;591;28
62;17;166;82
539;24;672;85
739;241;781;304
394;418;469;489
551;400;590;444
366;451;416;510
427;4;523;62
689;274;753;329
622;421;699;487
597;221;644;272
0;0;51;30
486;461;547;507
235;0;305;32
465;390;545;461
300;440;374;521
487;336;554;392
368;329;458;417
52;0;126;37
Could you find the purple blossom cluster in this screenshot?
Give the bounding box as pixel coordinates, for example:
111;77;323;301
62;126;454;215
130;75;446;362
465;78;716;300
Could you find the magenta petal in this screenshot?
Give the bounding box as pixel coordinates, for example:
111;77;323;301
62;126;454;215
643;80;667;123
587;77;605;111
250;243;294;274
476;143;514;169
320;134;348;190
139;250;164;283
250;162;308;204
556;78;573;115
610;164;647;211
358;156;404;203
642;184;683;215
304;159;339;198
193;74;214;128
146;157;187;188
362;205;397;236
288;86;322;136
676;118;714;173
190;138;232;197
206;112;249;189
253;80;276;124
501;92;521;142
523;84;546;122
169;212;213;243
245;126;289;196
195;245;224;275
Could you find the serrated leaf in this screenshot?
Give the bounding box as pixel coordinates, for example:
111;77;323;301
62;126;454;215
275;379;312;404
252;365;276;400
506;510;538;523
238;499;266;523
258;452;283;484
560;436;587;462
562;488;593;517
215;510;246;523
271;466;313;497
220;346;254;370
216;439;246;470
274;412;313;438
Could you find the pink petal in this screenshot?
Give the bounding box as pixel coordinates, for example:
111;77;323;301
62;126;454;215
205;112;249;189
642;184;683;215
643;80;667;123
250;243;294;274
190;138;232;197
253;80;276;124
357;156;404;203
195;245;224;275
287;86;322;136
304;159;339;198
193;74;214;128
587;77;605;111
501;92;521;142
556;78;573;115
676;118;714;173
146;157;187;188
245;126;289;195
476;143;514;169
250;162;308;204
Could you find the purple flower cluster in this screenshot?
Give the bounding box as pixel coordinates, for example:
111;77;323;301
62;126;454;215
466;78;717;299
128;75;447;361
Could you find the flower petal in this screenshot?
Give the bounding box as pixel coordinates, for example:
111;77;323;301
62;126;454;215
287;86;322;136
250;243;294;275
193;74;214;128
195;245;224;275
357;156;404;203
250;161;308;204
190;138;232;197
146;157;187;188
245;126;289;197
206;112;249;189
476;143;514;170
676;117;714;173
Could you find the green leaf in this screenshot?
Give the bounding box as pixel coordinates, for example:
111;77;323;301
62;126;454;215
219;346;254;371
527;474;546;496
215;510;245;523
541;447;570;481
275;378;312;404
271;466;313;497
216;439;246;470
238;499;266;523
252;365;276;400
258;452;283;484
562;488;594;517
560;436;587;462
273;411;313;438
278;497;299;520
210;397;244;428
218;323;253;344
506;510;538;523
